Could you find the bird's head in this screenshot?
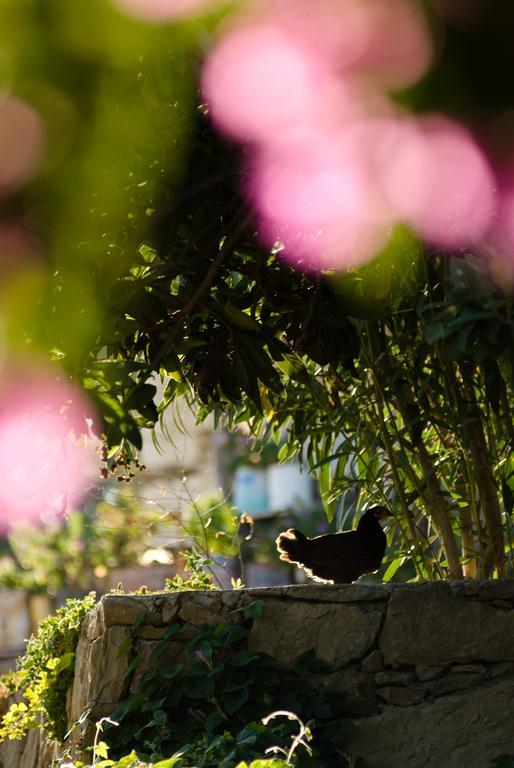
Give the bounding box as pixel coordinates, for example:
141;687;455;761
368;506;392;520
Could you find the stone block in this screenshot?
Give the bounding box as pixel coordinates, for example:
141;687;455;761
380;583;514;665
377;686;426;706
490;599;513;609
161;600;179;624
84;626;132;713
374;669;415;686
248;599;384;667
490;661;514;678
450;664;486;675
248;583;390;604
427;672;486;698
178;592;240;625
348;677;514;768
309;666;377;717
478;580;514;602
361;650;384;673
415;665;446;682
99;595;165;628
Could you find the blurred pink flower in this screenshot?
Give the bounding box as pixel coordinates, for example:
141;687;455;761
381;116;497;247
202;21;347;144
0;95;44;197
263;0;432;88
0;225;41;281
0;371;98;532
111;0;220;21
249;127;391;270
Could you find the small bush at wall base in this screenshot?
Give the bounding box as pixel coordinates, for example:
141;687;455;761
0;592;97;742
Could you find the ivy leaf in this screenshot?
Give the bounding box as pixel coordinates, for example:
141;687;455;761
243;600;265;620
222;687;249;715
230;651;260;667
116;638;133;659
153;758;184;768
94;741;110;759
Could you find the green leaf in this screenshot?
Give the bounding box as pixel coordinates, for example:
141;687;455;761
230;651;260;667
222;687;249;715
124;654;143;680
153;758;183;768
382;556;407;582
94;740;110;759
163;623;185;639
491;757;514;768
114;751;140;767
116;638;133;659
125;383;158;414
243;600;265;620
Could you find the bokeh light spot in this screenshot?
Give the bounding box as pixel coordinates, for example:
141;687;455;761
0;372;99;532
0;95;44;196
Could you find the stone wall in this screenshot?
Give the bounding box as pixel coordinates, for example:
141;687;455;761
3;581;514;768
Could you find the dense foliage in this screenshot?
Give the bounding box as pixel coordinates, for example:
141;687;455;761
3;1;514;579
85;122;514;581
100;600;355;768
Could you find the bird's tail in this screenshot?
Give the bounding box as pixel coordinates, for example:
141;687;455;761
276;528;309;565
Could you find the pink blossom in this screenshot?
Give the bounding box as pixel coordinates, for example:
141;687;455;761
249;127;391;271
0;95;44;197
263;0;433;88
380;116;497;247
0;371;98;531
202;21;348;144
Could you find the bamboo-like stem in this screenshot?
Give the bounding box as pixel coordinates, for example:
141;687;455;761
368;375;430;579
355;324;430;577
390;390;463;580
368;340;462;579
457;363;505;578
458;503;478;578
438;363;488;576
498;366;514;446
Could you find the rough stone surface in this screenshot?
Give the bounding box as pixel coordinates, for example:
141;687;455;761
361;650;384;673
309;666;377;716
248;583;390;603
161;600;179;624
374;669;415;686
478;580;514;602
376;686;426;706
248;599;384;667
490;661;514;678
424;671;487;698
78;625;132;713
348;677;514;768
380;582;514;665
99;595;165;628
415;665;446;682
450;663;486;675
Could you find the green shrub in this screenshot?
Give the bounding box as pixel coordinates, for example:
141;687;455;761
0;592;97;742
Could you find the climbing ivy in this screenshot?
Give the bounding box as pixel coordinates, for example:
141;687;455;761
103;600;355;768
0;593;97;742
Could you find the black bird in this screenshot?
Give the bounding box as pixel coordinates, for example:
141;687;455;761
276;506;391;583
